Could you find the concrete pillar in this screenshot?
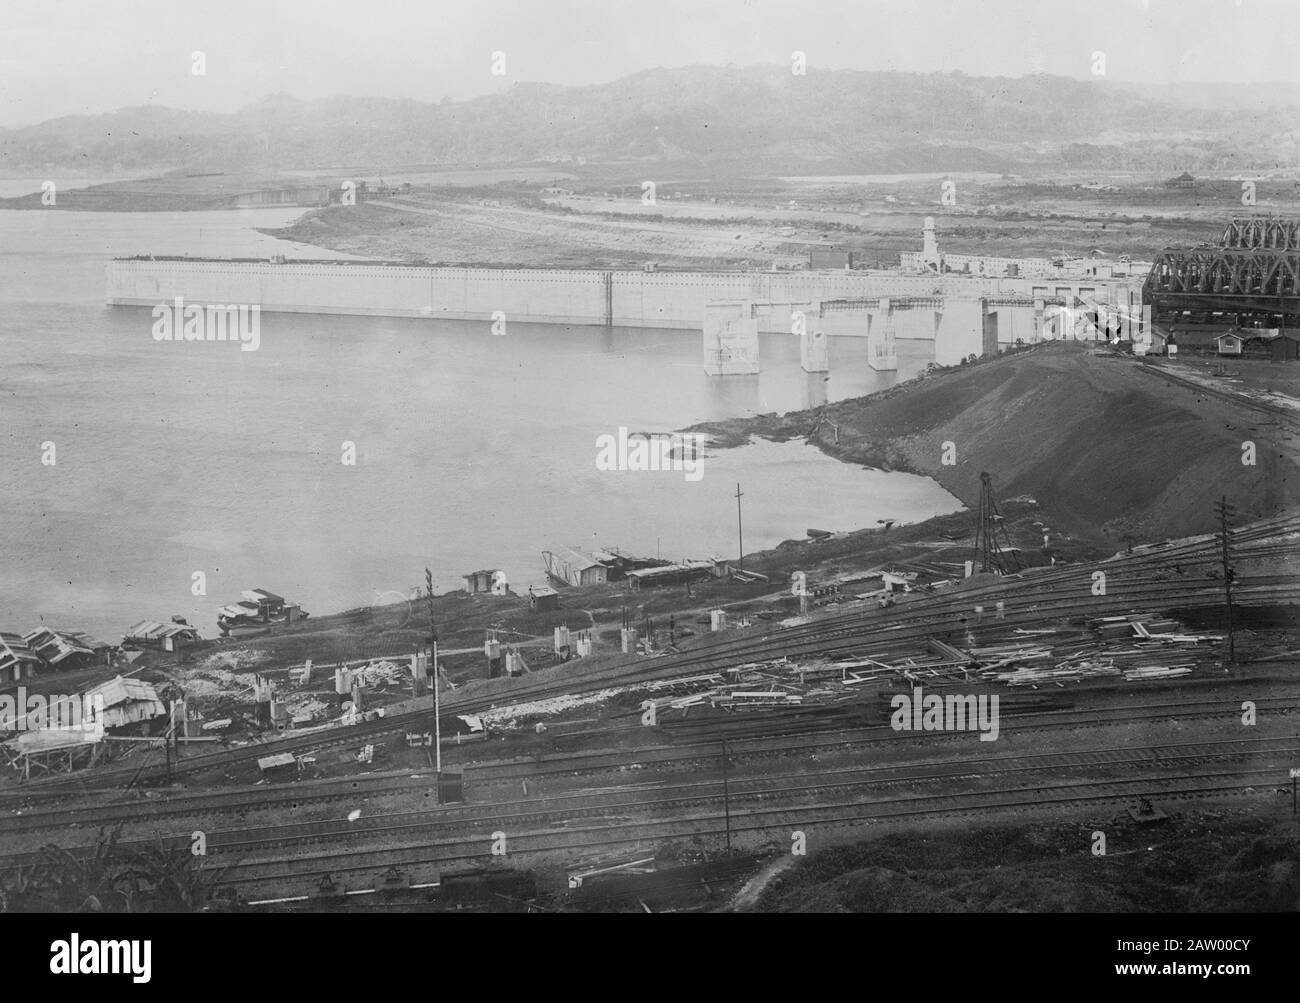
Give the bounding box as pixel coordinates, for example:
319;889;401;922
703;301;760;375
800;328;829;373
1033;299;1045;344
801;371;829;411
620;628;639;653
981;300;998;355
710;609;727;632
934;297;986;366
868;297;898;371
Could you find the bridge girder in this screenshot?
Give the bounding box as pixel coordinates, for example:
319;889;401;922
1144;249;1300;321
1221;217;1300;251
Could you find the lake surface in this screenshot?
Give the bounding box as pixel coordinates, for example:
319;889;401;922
0;206;962;640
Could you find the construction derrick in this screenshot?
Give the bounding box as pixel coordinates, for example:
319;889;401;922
972;472;1021;576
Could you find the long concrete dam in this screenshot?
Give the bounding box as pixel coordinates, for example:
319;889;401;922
105;256;1137;336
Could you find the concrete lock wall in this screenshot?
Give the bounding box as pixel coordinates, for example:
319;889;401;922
107;260;1139;363
107;259;612;325
108;259;1093;329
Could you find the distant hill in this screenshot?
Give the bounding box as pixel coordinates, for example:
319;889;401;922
2;65;1297;176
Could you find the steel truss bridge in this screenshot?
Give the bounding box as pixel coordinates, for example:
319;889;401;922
1145;217;1300;328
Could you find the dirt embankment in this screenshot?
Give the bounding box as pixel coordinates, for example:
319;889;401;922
693;343;1299;545
752;811;1300;912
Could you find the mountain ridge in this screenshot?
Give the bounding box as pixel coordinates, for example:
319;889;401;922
2;64;1296;175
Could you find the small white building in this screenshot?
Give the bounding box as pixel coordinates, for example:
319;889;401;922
1216;332;1244;356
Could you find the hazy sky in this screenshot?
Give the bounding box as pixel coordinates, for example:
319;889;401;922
2;0;1298;127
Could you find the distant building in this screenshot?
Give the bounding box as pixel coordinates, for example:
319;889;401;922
1144;329;1172;356
23;629;112;671
625;561;715;591
463;570;500;595
528;586;560;611
1166;172;1196;189
0;633;41;683
1269;332;1300;362
1216;332;1245;356
543;548;610;588
122;620;201;652
808;248;854;270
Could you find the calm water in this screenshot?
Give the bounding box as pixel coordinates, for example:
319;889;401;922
0;207;962;640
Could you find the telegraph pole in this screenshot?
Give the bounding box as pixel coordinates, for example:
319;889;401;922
735;483;745;570
1214;498;1237;664
425;569;442;783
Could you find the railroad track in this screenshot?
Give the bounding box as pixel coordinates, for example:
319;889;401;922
4;518;1296;796
3;691;1295;834
1137;363;1300;426
201;763;1294;893
181;749;1300;860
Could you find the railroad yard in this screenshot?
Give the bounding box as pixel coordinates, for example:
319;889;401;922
1;494;1297;911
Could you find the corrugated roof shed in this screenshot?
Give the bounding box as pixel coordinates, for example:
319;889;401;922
123;620;199;644
24;628;106;665
0;633;42;679
83;676;166;728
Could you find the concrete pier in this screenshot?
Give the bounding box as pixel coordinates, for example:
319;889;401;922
800;328;829;373
867;297;898;371
933;297;994;365
703;301;760;375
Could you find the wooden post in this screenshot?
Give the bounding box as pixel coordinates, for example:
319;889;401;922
735;483;745;570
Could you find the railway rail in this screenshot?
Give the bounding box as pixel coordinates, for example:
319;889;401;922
197;763;1295;893
2;517;1295;797
2;692;1295;834
1137;363;1300;426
